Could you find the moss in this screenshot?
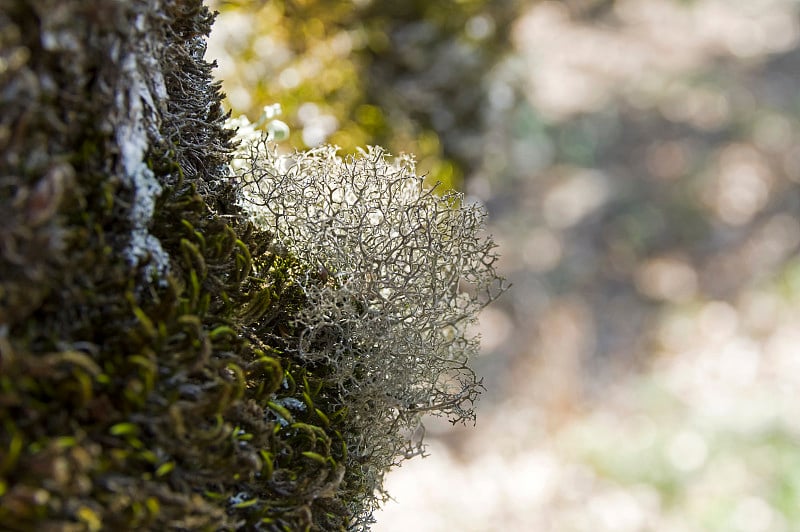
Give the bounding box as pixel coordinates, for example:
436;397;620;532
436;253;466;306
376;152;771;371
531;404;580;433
0;0;360;530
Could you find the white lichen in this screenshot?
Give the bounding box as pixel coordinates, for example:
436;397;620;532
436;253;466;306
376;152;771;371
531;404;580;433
114;53;169;282
273;397;307;412
231;130;506;516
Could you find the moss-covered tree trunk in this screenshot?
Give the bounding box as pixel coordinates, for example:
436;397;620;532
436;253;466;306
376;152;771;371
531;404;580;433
0;1;505;529
0;1;352;530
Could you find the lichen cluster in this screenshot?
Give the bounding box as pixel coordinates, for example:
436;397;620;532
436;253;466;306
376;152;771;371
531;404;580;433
233;136;506;522
0;1;503;530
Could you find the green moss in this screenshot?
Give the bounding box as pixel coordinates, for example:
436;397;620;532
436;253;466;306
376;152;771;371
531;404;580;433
0;1;362;530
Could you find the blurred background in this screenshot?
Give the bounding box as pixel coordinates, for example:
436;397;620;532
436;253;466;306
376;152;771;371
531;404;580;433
207;1;800;530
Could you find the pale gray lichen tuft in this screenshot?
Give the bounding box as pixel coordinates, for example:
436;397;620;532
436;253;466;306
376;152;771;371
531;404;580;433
233;134;507;519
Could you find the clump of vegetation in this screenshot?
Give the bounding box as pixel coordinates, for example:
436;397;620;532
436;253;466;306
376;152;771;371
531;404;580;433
232;123;506;521
0;0;504;530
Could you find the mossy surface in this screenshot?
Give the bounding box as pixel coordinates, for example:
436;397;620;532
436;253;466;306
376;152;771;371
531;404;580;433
1;1;359;529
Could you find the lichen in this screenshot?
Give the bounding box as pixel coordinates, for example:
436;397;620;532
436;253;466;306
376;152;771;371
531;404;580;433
115;52;170;282
233;136;507;525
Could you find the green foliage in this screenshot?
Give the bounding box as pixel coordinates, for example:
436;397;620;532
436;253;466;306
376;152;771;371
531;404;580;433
210;0;521;190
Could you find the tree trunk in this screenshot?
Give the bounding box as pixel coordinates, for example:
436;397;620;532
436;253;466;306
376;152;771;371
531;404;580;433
0;1;350;529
